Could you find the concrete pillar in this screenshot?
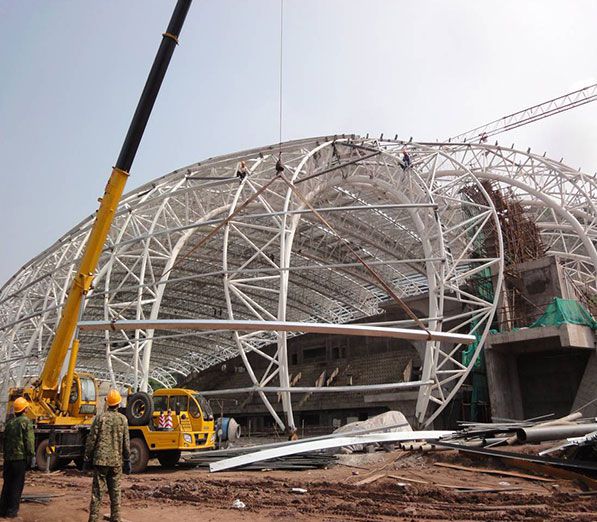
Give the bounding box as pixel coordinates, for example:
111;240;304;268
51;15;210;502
485;347;524;420
572;351;597;417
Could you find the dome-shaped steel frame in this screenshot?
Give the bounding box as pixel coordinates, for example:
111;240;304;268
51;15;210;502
1;136;595;428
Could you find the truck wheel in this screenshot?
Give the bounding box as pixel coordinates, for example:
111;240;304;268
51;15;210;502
126;392;154;426
130;438;149;473
35;439;59;471
157;450;181;468
57;458;71;470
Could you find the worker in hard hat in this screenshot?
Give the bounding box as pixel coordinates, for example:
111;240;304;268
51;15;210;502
83;389;131;522
0;397;35;518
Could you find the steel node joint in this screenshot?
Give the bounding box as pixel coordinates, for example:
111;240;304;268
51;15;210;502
75;273;94;293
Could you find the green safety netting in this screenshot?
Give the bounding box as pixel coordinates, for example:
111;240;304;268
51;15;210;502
460;297;596;422
462;332;483;370
530;297;597;330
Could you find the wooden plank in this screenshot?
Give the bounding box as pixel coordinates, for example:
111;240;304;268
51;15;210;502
387;474;428;484
434;461;555;482
500;458;597;491
454;487;523;493
387;474;519;492
354;473;386;486
436;443;597;491
337;462;369;470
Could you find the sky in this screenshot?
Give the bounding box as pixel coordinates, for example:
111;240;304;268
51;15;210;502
1;0;597;285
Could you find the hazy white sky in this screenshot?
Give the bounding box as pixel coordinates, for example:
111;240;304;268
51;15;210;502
1;0;596;284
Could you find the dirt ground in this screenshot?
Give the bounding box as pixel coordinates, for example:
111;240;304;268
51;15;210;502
10;449;597;522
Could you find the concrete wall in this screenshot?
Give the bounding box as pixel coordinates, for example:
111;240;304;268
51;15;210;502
497;256;576;330
572;351;597;418
486;324;595;420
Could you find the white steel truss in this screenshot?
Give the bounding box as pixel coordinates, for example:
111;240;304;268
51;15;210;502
451;83;597;143
1;137;595;427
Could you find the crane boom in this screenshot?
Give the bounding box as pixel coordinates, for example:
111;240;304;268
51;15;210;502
450;83;597;143
38;0;192;395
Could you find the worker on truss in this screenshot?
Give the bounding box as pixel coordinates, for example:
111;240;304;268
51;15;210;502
236;160;249;181
83;389;131;522
0;397;35;518
401;148;412;170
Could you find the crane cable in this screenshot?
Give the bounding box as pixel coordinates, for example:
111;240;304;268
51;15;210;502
277;0;284;164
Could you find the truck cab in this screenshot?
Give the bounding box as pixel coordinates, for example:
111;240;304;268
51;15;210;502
127;388;216;473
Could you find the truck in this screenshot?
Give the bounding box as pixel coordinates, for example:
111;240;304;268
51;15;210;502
4;0;229;473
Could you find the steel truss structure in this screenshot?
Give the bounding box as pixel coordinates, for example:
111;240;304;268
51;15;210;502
1;137;595;428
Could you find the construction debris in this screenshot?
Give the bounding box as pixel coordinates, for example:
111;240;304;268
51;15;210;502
433;461;556;482
209;430;453;472
332;410;411;453
231;499;246;510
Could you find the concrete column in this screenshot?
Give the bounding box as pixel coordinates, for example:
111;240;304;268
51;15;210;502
485;346;524;420
572;351;597;417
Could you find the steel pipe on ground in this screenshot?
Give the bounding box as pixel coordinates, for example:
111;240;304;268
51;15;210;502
516;424;597;443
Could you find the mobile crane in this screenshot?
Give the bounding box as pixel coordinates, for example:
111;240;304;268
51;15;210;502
4;0;232;473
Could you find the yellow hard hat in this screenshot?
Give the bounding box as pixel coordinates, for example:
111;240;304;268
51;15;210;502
106;389;121;407
13;397;29;413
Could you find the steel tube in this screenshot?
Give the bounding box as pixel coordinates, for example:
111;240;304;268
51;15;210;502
200;380;433;396
516;424;597;443
78;319;475;344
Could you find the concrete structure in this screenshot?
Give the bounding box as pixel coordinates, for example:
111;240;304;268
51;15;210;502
486;256;596;421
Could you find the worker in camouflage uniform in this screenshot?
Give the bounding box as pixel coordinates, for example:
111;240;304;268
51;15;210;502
84;389;131;522
0;397;35;518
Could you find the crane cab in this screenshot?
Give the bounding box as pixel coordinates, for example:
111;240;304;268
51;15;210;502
58;372;98;419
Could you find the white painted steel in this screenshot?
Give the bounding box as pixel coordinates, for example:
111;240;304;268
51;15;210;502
209;430;454;472
78;319;476;344
183;380;434;395
1;136;594;426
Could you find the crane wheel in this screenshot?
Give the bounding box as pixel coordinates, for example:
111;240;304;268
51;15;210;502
35;439;59;471
157;449;181;468
130;437;149;473
126;392;154;426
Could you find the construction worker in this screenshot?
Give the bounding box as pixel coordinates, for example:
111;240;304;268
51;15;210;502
83;389;131;522
402;148;412;169
0;397;35;518
236;160;249;181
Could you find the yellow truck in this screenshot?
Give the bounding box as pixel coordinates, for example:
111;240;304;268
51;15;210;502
4;0;225;473
126;388;216;472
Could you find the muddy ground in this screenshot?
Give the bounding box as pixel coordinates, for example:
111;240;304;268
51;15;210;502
10;449;597;521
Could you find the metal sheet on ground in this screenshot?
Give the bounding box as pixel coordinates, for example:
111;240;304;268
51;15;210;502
209;430;453;472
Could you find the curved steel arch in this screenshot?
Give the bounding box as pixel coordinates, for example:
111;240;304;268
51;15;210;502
1;137;595;426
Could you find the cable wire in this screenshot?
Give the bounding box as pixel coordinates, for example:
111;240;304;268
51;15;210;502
278;0;284;155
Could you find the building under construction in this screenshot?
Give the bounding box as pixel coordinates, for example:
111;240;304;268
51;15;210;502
2;2;597;519
1;136;595;433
